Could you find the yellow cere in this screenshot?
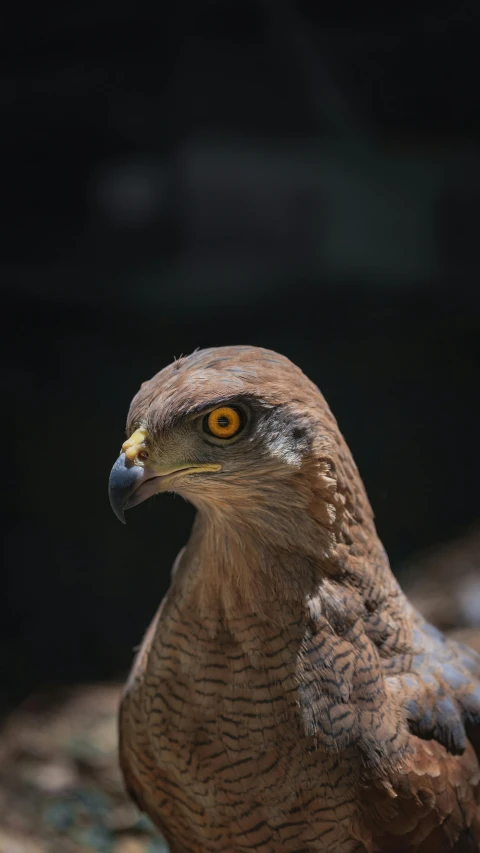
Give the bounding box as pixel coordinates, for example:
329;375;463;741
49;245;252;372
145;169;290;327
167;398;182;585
122;428;148;462
207;407;241;438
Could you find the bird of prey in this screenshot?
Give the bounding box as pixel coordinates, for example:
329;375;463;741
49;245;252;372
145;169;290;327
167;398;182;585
109;346;480;853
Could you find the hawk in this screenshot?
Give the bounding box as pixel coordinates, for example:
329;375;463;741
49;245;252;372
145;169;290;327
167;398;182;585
109;346;480;852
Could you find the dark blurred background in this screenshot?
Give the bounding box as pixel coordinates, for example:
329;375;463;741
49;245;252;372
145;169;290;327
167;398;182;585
3;0;480;711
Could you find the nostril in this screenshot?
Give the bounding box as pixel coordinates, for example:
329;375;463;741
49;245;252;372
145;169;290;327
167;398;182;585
138;450;149;462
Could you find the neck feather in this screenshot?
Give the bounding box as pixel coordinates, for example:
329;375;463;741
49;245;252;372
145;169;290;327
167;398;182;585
179;452;398;621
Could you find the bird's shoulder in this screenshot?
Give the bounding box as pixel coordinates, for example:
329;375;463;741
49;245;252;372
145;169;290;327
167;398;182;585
302;583;480;762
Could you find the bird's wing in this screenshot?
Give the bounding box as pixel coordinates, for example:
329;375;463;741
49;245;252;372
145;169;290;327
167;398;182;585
356;613;480;851
399;612;480;762
357;737;480;852
304;593;480;849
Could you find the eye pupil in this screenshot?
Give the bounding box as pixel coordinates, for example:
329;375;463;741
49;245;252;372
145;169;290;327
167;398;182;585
217;416;230;428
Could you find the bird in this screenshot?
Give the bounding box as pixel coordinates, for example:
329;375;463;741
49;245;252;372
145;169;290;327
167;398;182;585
108;345;480;853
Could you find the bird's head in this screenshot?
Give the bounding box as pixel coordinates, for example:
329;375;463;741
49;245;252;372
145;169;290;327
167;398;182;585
109;345;348;526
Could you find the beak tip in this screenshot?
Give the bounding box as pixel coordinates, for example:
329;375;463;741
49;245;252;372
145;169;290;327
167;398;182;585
108;489;126;524
113;505;127;524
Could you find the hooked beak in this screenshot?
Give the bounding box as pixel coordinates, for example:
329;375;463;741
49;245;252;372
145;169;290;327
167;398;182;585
108;429;221;523
108;452;161;523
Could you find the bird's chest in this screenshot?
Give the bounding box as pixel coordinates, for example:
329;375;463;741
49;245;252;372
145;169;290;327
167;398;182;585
120;605;360;852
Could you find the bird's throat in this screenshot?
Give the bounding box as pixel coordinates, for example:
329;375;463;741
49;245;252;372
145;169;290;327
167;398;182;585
179;493;392;624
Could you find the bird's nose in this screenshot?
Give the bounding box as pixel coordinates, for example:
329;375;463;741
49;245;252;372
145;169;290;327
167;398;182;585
108;452;157;524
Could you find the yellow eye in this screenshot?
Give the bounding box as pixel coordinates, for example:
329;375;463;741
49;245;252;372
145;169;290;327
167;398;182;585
205;406;243;439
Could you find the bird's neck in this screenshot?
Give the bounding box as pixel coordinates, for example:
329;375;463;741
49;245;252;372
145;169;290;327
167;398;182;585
180;456;398;622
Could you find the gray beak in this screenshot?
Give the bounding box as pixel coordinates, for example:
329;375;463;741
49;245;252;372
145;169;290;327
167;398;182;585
108;452;159;523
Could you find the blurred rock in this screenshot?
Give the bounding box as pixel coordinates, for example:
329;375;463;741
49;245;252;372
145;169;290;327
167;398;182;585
0;831;45;853
447;627;480;654
0;685;168;853
403;525;480;636
21;761;77;795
